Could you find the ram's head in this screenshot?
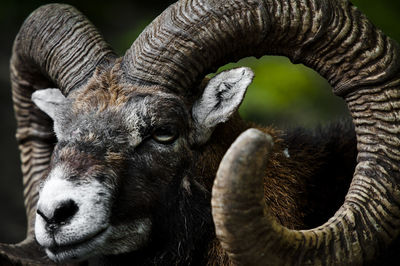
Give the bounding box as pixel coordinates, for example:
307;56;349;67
30;63;253;261
4;0;400;265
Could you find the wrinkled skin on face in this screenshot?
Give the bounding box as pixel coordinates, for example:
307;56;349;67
31;67;253;263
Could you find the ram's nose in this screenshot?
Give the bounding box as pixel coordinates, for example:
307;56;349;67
37;199;79;231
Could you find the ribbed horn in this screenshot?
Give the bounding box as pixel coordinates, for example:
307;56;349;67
212;125;400;265
122;0;400;264
122;0;399;97
212;129;278;265
10;3;116;242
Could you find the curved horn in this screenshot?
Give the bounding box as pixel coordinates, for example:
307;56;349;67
123;0;400;264
122;0;399;97
212;126;399;266
212;129;277;265
10;3;116;241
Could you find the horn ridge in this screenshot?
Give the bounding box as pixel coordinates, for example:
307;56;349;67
10;3;116;240
123;0;400;98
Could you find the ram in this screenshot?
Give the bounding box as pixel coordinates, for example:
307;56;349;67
1;0;399;265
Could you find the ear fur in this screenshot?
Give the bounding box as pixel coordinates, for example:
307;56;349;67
191;67;254;144
32;88;69;139
32;89;68;121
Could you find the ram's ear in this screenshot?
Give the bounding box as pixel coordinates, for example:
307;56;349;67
32;89;68;121
191;67;254;145
32;88;69;139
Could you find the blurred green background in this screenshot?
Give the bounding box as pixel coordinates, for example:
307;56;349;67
0;0;399;243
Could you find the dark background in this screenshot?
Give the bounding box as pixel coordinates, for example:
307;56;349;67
0;0;399;243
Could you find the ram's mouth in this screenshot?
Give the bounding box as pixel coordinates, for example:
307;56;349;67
45;227;109;262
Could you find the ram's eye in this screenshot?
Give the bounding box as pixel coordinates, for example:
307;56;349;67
152;125;179;144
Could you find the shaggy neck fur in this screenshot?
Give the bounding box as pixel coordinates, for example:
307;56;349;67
89;173;213;266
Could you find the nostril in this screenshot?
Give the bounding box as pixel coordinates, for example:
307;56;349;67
52;199;79;225
37;208;51;223
36;199;79;231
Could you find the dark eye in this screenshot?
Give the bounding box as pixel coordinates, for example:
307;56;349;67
152;125;179;144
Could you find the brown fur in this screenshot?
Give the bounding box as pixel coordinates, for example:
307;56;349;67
72;60;129;113
72;61;174;114
195;115;308;227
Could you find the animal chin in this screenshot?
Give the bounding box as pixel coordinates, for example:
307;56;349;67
45;227;110;262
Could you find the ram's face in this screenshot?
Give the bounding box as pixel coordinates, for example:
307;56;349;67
32;85;195;261
31;67;253;262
